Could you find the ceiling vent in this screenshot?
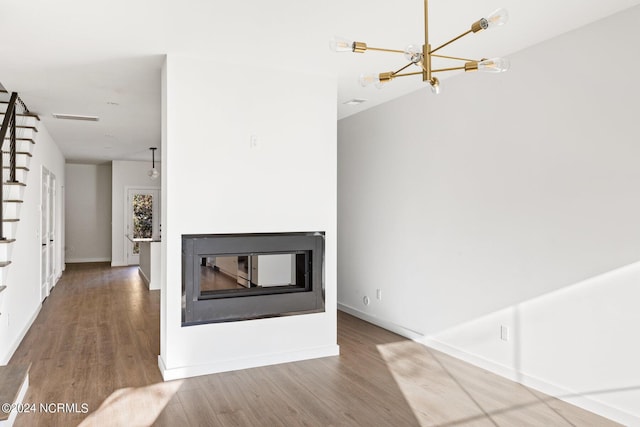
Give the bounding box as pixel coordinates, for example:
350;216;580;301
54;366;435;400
52;113;99;121
343;99;367;105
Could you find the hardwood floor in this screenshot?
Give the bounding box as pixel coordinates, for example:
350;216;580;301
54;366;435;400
200;266;245;292
8;263;618;426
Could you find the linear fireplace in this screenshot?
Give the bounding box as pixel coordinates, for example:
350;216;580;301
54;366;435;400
182;232;325;325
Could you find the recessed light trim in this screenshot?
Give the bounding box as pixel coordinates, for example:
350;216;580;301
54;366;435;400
343;98;367;105
52;113;99;121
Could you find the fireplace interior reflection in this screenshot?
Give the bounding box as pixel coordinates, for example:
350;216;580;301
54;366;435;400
182;232;325;325
199;253;307;296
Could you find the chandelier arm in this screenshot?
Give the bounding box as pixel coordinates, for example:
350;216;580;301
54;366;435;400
392;71;424;78
431;54;479;62
392;62;416;76
432;66;466;73
430;29;473;55
366;46;406;54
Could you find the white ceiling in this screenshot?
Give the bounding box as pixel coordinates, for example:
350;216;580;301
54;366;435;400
1;0;639;163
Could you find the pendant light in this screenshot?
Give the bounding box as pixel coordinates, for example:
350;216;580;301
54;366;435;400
148;147;159;180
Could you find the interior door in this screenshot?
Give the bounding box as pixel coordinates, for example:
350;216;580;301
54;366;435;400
126;188;160;265
48;173;56;290
40;168;50;301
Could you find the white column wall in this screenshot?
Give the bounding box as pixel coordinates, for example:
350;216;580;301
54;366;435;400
160;55;338;379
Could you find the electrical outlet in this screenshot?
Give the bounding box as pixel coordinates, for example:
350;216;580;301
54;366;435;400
363;296;370;306
500;325;509;342
376;289;382;300
249;134;260;149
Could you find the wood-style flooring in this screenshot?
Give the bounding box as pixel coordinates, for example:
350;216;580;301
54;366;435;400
8;262;618;426
200;266;245;292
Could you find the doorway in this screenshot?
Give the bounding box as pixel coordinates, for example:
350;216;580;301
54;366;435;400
126;188;160;265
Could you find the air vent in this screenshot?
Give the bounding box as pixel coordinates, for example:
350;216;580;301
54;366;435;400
52;113;99;121
343;99;367;105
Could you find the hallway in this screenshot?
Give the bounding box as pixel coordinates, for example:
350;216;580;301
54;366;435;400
10;263;161;426
8;263;616;426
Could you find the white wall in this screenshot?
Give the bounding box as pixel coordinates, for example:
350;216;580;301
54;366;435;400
338;6;640;424
111;160;161;266
65;163;112;263
160;54;338;379
0;121;65;364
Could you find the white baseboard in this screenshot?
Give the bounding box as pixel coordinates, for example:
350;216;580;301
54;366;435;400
423;337;640;426
338;304;638;426
0;372;28;427
337;303;424;341
158;344;340;381
158;355;168;378
65;257;111;263
138;267;150;286
0;306;41;365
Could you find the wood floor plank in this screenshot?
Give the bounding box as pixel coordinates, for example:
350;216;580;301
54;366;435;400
6;263;620;426
153;402;191;427
0;365;29;421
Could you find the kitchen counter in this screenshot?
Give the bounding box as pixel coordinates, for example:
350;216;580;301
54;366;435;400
126;235;161;243
128;236;161;290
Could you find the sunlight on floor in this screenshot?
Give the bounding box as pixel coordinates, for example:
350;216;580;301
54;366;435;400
375;341;583;426
377;340;493;426
78;379;183;427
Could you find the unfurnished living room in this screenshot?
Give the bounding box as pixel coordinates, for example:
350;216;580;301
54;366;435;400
0;0;639;426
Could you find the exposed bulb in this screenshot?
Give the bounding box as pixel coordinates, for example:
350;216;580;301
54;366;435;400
477;57;510;73
485;8;509;29
430;78;441;95
359;73;379;87
330;36;353;52
148;168;160;179
403;45;423;64
360;73;389;89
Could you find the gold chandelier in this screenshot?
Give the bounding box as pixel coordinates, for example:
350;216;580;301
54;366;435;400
331;0;510;94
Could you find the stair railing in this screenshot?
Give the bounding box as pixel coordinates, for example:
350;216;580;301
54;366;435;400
0;92;19;240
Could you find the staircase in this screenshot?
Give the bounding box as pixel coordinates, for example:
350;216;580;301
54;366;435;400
0;88;36;427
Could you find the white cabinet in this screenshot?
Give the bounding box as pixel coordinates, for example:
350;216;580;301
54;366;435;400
213;254;295;287
254;254;295;287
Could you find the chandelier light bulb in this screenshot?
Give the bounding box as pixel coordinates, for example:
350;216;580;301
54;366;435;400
403;45;423;64
485;8;509;29
477;57;511;73
430;78;441;95
148;168;160;179
359;73;391;89
359;73;381;87
330;36;354;52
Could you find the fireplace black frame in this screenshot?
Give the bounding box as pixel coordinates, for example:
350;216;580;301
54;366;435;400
182;232;325;325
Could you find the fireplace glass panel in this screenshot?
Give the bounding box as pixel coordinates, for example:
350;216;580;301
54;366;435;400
198;253;308;297
182;232;324;325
